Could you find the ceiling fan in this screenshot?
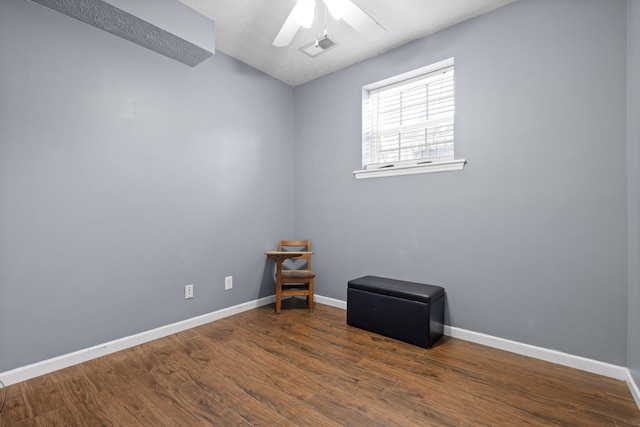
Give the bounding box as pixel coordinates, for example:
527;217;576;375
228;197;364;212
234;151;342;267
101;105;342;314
273;0;385;47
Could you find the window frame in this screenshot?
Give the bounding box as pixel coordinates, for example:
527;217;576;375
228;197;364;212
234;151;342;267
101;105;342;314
355;57;465;180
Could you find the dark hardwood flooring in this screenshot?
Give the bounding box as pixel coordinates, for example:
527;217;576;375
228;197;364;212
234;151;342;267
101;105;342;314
1;300;639;426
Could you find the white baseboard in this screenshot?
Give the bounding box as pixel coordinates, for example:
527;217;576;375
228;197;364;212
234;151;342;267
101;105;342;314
315;294;347;310
443;325;628;380
628;369;640;409
0;296;276;386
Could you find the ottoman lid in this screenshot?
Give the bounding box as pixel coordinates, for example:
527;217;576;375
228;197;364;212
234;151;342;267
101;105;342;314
348;276;444;303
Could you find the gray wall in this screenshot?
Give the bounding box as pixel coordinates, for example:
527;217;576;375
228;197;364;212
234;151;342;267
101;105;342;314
0;0;295;372
293;0;629;365
628;0;640;385
1;0;636;375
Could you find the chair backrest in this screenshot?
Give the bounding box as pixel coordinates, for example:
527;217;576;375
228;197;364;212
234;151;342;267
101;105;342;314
278;240;311;271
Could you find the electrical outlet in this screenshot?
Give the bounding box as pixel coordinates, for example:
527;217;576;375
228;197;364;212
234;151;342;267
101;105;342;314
225;276;233;290
185;284;194;299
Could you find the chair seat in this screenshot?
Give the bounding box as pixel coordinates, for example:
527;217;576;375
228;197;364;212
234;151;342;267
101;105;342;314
281;270;316;279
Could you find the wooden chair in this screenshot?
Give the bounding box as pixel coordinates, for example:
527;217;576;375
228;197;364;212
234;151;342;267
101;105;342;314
275;240;315;314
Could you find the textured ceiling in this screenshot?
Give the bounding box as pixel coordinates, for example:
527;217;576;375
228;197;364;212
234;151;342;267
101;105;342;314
179;0;516;86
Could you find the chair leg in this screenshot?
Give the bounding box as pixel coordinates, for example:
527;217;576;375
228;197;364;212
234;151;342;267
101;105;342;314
276;284;282;314
308;278;314;313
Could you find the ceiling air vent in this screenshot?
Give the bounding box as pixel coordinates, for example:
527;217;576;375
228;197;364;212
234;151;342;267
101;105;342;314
300;36;338;57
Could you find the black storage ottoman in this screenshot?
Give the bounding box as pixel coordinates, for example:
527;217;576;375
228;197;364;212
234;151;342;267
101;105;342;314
347;276;445;349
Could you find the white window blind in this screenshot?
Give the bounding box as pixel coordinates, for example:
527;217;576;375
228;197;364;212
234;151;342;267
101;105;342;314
363;64;455;169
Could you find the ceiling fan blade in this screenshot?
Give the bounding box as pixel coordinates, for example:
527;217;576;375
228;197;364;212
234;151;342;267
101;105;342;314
340;0;385;41
273;7;302;47
273;0;316;47
323;0;346;20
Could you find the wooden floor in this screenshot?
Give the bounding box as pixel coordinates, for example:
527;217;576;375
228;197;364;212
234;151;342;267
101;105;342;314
2;300;639;426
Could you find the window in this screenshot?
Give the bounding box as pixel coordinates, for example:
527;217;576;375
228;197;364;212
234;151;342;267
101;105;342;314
355;58;465;179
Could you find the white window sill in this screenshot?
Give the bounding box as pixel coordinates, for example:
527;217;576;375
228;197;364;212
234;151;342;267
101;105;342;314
353;158;466;180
